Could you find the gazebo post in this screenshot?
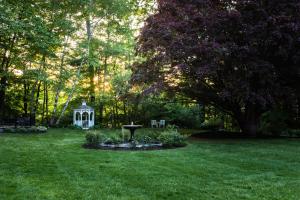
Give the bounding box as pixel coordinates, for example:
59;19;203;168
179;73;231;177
88;110;90;128
73;110;75;125
80;110;82;127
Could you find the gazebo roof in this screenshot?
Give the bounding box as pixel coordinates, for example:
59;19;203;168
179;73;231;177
75;101;94;110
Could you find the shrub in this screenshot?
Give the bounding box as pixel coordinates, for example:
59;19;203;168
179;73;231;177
3;126;47;133
27;127;38;132
200;118;223;131
85;131;123;146
67;125;81;130
92;124;101;129
17;127;29;133
282;129;300;138
5;128;16;133
166;124;179;131
103;133;123;144
18;126;47;133
136;135;154;144
145;130;161;140
36;126;47;133
134;130;161;144
85;132;102;147
50;124;65;128
157;131;187;147
260;109;289;136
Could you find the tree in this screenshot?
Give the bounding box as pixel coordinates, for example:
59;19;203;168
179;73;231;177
134;0;300;136
0;0;155;127
0;0;75;122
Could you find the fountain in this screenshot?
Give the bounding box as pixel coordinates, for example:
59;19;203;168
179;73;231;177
122;122;142;142
98;122;163;150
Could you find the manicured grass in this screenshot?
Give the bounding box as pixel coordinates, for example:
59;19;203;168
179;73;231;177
0;129;299;200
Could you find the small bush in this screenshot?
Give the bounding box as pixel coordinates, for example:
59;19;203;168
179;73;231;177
16;127;27;133
136;135;154;144
260;109;289;136
5;128;16;133
3;126;47;133
50;124;65;128
85;132;102;147
200;118;223;131
93;124;102;129
145;130;161;140
27;127;38;132
157;131;187;147
282;129;300;138
67;125;81;130
85;131;123;146
36;126;47;133
103;133;123;144
134;130;161;144
166;124;179;131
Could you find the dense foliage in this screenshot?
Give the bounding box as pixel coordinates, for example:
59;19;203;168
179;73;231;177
85;128;187;147
0;0;158;127
1;126;47;133
134;0;300;136
1;0;299;135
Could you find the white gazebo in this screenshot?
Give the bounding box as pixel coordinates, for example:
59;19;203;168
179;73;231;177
73;101;94;129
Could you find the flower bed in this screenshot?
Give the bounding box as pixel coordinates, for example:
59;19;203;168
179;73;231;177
83;128;187;150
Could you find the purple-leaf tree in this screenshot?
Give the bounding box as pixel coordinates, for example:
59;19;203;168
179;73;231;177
133;0;300;136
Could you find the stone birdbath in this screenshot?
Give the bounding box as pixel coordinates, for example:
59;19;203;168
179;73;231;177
122;123;142;142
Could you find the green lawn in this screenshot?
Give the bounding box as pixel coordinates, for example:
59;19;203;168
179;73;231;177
0;129;299;200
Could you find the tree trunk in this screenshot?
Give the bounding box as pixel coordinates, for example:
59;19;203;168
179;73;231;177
50;88;60;126
239;119;258;137
45;82;49;125
42;82;46;124
50;37;68;126
0;35;16;120
235;104;261;137
114;100;118;127
55;64;82;125
42;81;48;125
86;20;95;103
32;81;41;125
56;4;93;125
86;7;95;103
0;53;9;119
99;103;103;124
123;101;127;124
0;77;7;119
29;80;38;116
197;101;205;123
23;82;28;116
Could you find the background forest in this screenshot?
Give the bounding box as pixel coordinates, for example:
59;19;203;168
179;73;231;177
1;1;300;199
1;0;196;128
1;0;299;134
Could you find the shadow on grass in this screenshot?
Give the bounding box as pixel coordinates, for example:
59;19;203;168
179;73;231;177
190;130;300;140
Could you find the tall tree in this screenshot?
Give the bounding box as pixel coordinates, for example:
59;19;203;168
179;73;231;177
134;0;300;136
0;0;75;121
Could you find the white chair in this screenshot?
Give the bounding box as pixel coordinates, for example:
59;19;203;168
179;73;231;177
159;120;165;128
151;120;158;128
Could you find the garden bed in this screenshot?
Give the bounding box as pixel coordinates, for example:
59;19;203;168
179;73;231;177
0;126;48;133
83;128;187;151
82;142;187;151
